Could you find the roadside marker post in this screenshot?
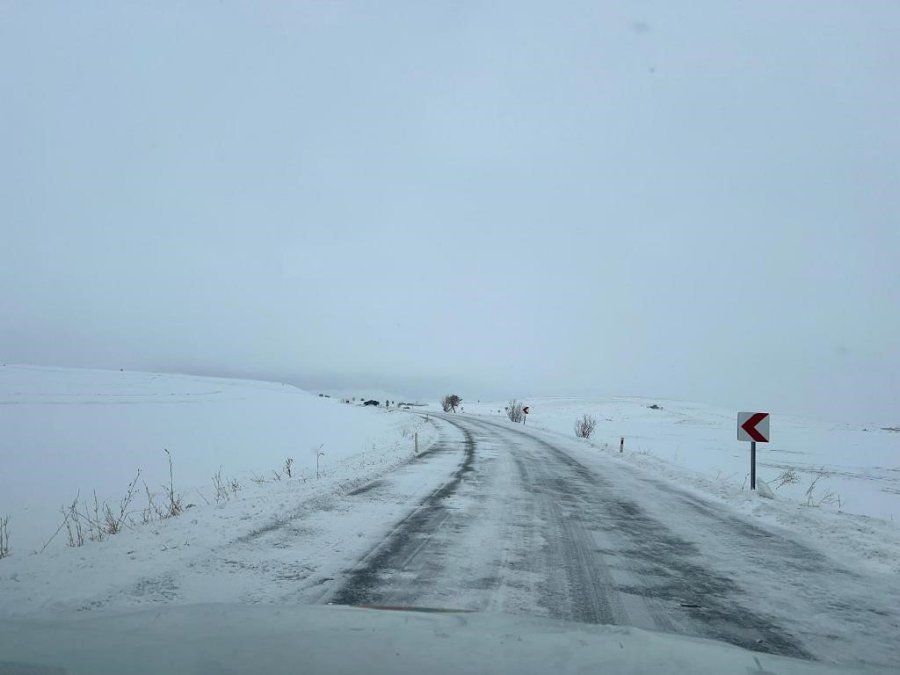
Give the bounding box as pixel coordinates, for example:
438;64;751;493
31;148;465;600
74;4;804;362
737;412;770;490
620;437;624;453
522;406;530;425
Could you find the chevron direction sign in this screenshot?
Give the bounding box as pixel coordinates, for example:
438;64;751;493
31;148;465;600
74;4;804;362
738;412;770;443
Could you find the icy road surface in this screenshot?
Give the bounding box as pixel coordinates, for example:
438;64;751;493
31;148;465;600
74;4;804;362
321;415;899;670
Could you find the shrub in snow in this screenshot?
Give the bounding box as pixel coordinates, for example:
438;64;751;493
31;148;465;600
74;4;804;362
53;451;185;550
803;468;843;508
105;470;141;534
773;469;800;490
212;470;242;503
506;400;524;423
212;469;229;504
55;468;143;547
163;449;184;518
574;414;597;439
62;496;85;547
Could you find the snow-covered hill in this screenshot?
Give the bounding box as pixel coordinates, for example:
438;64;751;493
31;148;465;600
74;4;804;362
0;365;431;555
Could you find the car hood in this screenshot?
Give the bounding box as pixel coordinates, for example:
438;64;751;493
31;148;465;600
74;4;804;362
0;604;872;675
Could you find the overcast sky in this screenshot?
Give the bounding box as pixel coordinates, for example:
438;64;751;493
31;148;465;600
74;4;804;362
2;1;898;424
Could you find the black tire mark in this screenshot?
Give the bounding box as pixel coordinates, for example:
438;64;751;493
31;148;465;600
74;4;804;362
326;424;476;606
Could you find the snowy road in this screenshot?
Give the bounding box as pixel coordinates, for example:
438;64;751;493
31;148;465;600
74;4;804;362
320;414;900;669
6;411;897;670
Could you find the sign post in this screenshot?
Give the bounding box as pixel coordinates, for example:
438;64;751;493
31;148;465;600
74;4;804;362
522;406;530;425
737;412;770;490
751;441;756;491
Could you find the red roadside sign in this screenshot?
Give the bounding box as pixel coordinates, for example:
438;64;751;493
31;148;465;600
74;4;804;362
738;411;770;492
737;412;769;443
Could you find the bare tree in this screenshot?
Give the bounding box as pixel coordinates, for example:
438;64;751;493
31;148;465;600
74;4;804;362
441;394;462;412
506;399;524;423
574;414;597;439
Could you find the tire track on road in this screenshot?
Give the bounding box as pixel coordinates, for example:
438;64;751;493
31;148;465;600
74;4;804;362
446;416;812;660
324;423;476;606
323;413;813;660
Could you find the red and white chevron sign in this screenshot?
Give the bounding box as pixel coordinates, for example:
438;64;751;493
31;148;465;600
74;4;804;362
737;412;770;443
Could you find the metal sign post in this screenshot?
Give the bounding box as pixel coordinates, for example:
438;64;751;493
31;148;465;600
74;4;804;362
522;406;530;425
737;412;770;491
751;441;756;490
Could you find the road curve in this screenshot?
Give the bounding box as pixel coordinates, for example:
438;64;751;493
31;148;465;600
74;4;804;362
324;414;900;668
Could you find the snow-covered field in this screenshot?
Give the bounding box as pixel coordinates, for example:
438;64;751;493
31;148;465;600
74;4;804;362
0;365;433;556
2;367;899;654
457;397;900;573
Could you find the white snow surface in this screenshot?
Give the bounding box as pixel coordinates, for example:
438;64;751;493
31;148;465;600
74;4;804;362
1;368;899;671
0;364;432;555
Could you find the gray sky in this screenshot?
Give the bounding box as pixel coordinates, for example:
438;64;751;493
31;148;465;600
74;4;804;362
2;1;898;424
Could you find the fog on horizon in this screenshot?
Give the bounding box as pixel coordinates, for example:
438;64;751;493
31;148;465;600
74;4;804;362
1;1;898;425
